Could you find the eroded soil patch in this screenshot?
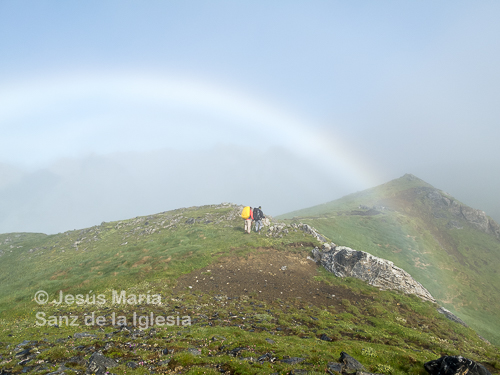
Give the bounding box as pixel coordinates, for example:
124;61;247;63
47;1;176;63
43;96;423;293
175;248;367;309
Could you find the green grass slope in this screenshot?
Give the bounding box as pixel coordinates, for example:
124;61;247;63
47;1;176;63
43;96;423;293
278;174;500;346
0;204;320;314
0;202;499;374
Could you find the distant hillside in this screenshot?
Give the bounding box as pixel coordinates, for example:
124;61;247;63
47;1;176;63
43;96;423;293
278;173;500;346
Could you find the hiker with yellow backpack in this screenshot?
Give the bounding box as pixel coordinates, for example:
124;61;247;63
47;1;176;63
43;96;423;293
241;206;254;234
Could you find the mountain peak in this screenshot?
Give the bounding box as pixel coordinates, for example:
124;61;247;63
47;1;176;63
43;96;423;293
402;173;423;181
384;173;434;190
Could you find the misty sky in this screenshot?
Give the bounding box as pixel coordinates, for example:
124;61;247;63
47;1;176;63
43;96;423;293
1;1;500;234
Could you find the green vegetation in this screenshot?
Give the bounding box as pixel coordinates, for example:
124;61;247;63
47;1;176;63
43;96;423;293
0;204;318;315
278;174;500;346
1;268;499;374
0;199;499;374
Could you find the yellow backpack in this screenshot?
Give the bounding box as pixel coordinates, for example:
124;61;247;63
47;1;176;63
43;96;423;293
241;206;251;219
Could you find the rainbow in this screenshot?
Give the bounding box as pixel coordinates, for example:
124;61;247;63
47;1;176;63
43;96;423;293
0;71;383;191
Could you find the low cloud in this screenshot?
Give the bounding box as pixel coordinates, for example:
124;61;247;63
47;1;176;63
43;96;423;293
0;146;350;234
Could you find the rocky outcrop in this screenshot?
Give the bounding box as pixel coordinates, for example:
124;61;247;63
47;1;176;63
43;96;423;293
488;218;500;239
424;355;491;375
265;222;327;241
460;206;491;233
312;245;436;302
298;223;328;242
437;307;468;327
426;190;500;240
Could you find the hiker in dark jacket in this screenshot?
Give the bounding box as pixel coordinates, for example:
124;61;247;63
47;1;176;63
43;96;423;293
253;206;265;234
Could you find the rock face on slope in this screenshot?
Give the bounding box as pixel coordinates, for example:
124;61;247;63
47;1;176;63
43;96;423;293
312;244;436;302
437;307;468;328
426;188;500;240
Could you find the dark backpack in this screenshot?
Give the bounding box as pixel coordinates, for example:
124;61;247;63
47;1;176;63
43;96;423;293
253;208;263;220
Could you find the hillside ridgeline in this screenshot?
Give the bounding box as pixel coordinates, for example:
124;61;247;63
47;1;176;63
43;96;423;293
278;173;500;347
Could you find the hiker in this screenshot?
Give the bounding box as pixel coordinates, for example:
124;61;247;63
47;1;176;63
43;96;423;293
243;206;254;234
253;206;265;234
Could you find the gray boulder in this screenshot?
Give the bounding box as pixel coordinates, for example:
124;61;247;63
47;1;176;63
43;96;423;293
326;362;344;374
339;352;366;374
281;357;306;365
312;246;435;302
86;352;118;375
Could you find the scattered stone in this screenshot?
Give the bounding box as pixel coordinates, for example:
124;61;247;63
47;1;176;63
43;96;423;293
265;338;275;344
86;352;118;375
339;352;366;374
319;333;332;342
46;364;72;374
17;358;31;366
227;347;245;356
289;370;309;375
126;361;138;368
241;356;256;362
327;362;344;374
15;348;31;358
211;335;226;341
131;329;145;338
73;332;98;339
65;356;86;367
187;348;201;356
281;357;306;365
46;368;68;375
14;340;33;352
258;353;277;362
424;355;491;375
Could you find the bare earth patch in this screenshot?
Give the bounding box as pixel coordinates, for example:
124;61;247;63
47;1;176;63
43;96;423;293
175;248;368;308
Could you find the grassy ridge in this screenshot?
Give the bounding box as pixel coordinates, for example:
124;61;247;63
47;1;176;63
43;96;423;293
0;202;499;374
278;174;500;346
0;204;320;315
